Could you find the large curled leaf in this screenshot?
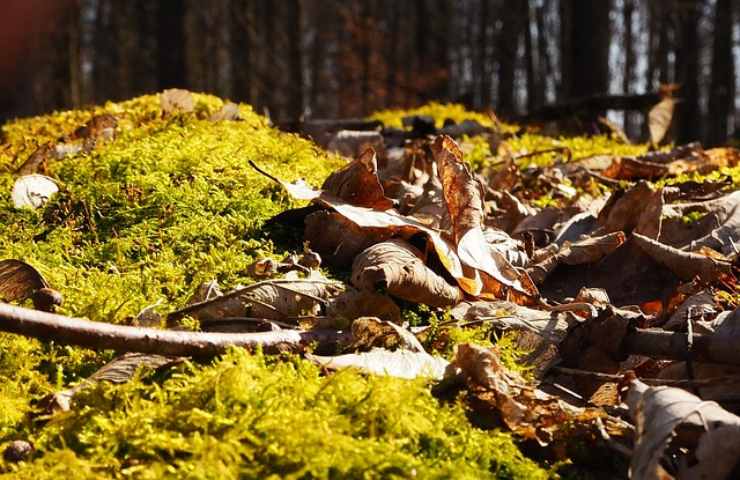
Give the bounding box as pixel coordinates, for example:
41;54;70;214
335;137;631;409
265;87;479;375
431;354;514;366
597;182;664;239
627;379;740;480
633;233;732;282
433;135;538;299
351;239;463;307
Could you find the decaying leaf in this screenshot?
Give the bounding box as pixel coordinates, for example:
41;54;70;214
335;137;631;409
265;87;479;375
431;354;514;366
450;344;613;445
347;317;424;352
648;97;675;146
325;289;401;324
351;239;463;307
47;353;181;412
627;378;740;480
12;174;59;209
160;88;194;114
168;279;344;325
633;233;732;283
321;147;394;210
209;102;241;121
307;348;449;380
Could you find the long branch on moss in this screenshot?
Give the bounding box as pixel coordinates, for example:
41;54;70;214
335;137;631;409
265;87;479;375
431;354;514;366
0;303;351;357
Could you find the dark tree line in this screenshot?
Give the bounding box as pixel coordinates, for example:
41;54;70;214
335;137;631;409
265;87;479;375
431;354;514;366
0;0;737;145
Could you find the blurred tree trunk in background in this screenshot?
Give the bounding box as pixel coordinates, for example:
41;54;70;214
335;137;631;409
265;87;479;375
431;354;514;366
675;0;701;143
623;0;636;136
708;0;735;146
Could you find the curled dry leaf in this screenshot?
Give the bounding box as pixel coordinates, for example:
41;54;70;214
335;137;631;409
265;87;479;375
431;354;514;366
687;190;740;256
160;88;194;114
627;378;740;480
321;148;394;210
433;135;538;300
307;348;449;380
598;182;664;239
351;239;463;307
632;233;732;283
12;174;59;209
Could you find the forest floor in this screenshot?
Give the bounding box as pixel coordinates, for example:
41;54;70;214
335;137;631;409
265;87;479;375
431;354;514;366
0;92;739;479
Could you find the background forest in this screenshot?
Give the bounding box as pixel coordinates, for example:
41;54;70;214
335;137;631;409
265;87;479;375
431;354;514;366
0;0;738;145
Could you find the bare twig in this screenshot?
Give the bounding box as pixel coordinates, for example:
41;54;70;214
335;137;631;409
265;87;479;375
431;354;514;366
0;303;351;357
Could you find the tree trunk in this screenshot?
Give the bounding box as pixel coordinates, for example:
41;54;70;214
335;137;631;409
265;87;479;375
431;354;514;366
623;0;636;135
497;3;523;116
478;0;491;108
707;0;734;146
675;0;701;143
568;0;611;100
157;0;186;90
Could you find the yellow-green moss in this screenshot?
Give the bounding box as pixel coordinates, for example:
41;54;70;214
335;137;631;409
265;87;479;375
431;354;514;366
369;102;507;130
0;94;547;478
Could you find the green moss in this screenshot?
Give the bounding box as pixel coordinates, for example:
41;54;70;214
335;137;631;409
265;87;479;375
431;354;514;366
0;94;547;478
369;102;508;130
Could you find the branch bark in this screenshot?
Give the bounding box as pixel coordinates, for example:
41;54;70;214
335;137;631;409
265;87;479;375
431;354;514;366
0;303;351;357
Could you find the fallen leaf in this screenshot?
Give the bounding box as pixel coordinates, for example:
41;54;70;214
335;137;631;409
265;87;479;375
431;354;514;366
321;148;394;210
325;289;401;324
307;348;449;380
209;102;241;121
347;317;424;352
633;233;732;283
648;97;675;146
160;88;194;114
597;182;664;239
351;239;463;307
0;259;49;303
12;174;59;209
626;378;740;480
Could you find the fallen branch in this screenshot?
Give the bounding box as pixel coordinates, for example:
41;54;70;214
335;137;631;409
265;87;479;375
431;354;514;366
517;92;662;123
624;328;740;366
0;303;351;357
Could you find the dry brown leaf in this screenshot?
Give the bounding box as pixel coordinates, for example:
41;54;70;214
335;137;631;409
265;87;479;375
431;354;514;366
303;210;394;267
451;344;610;445
46;353;181;412
598;182;664;239
160;88;194;114
321;148;394;210
168;279;344;324
633;233;732;283
307;348;449;380
0;259;49;303
527;232;626;285
325;289;401;324
351;239;463;307
627;378;740;480
347;317;424;352
432;135;538;300
648;97;675;146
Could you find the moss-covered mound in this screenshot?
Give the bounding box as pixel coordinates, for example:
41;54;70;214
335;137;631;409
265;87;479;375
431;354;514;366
0;94;547;478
